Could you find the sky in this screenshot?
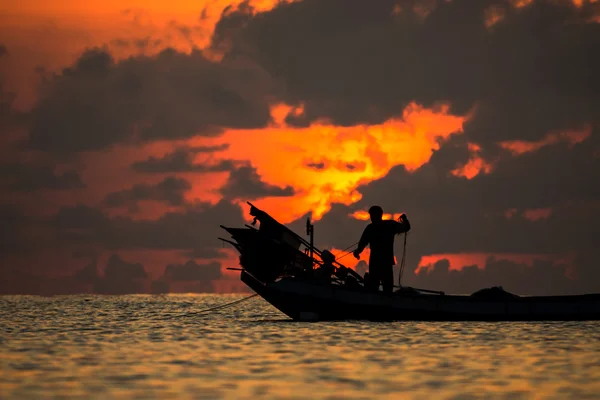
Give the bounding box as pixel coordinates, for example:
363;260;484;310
0;0;599;295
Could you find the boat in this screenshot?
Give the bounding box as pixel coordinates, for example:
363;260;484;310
219;202;600;321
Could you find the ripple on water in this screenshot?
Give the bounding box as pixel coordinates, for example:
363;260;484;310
1;295;600;399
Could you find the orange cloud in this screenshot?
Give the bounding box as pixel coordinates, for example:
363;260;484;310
349;210;404;221
195;102;467;223
451;156;493;179
499;125;591;155
451;142;493;179
485;5;506;28
511;0;534;8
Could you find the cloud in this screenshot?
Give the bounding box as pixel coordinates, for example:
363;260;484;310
0;162;86;192
220;164;295;200
92;254;148;294
131;145;238;173
219;0;599;144
26;47;274;155
53;200;246;256
103;176;191;211
360;136;599;254
0;44;7;58
407;254;598;296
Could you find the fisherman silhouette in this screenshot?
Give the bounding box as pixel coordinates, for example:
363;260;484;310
353;205;410;293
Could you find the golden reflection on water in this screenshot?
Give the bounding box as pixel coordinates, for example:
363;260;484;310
1;294;599;399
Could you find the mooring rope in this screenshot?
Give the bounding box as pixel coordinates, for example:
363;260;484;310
191;293;258;315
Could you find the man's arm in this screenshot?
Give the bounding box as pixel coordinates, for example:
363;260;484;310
353;225;371;259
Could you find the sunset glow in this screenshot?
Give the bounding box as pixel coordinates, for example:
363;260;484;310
207;102;466;222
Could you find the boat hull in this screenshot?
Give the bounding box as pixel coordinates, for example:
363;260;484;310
242;271;600;322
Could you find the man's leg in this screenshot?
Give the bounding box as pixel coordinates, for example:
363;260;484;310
368;263;382;291
381;264;394;293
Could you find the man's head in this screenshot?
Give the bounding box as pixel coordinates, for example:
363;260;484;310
368;205;383;222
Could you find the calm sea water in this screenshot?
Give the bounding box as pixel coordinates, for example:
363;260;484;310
1;294;599;400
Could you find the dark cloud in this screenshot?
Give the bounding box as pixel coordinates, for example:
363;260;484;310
406;254;599;296
53;200;246;256
220;165;295;200
0;44;7;57
0;162;86;192
70;256;225;294
210;1;255;56
303;159;367;172
73;258;99;284
103;176;191;211
26;47;274;155
219;0;600;144
305;161;325;170
131;145;237;173
92;254;148;294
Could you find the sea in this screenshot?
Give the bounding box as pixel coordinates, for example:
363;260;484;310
1;294;599;400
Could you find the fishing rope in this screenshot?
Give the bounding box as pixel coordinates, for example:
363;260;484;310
398;232;408;287
333;241;359;259
191;293;258;315
334;241;360;261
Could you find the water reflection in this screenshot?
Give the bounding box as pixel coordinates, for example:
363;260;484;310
1;294;599;399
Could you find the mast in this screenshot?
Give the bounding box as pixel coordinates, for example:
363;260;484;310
306;217;314;265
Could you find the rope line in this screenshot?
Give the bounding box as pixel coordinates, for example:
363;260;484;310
333;241;359;259
191;293;258;315
398;232;408;287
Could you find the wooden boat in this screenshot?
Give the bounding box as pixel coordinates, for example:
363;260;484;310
220;203;600;321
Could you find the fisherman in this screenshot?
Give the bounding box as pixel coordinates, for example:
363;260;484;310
353;205;410;293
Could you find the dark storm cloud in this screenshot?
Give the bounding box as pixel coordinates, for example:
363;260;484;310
220;165;295;200
131;145;238;173
103;176;191;211
0;162;86;192
26;47;273;155
219;0;600;144
0;44;7;57
53;200;246;256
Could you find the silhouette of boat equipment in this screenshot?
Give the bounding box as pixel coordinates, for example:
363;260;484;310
219;203;600;321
